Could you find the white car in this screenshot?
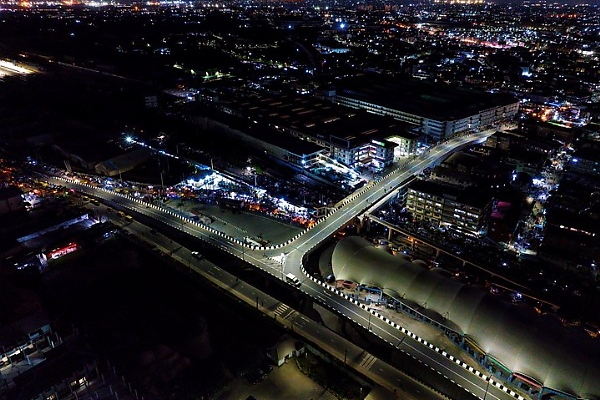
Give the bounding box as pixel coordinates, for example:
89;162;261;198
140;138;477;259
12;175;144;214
191;251;204;260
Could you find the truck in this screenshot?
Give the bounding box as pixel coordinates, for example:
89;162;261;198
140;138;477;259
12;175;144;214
285;273;301;287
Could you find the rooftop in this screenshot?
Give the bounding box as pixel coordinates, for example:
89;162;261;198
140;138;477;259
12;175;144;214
332;236;600;400
226;94;413;148
572;140;600;162
198;105;324;156
334;75;518;122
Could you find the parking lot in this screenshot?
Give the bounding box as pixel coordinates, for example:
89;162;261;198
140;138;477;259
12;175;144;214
211;360;338;400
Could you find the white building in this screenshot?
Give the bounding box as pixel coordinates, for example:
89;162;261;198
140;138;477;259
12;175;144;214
386;132;420;159
266;334;305;367
326;78;519;143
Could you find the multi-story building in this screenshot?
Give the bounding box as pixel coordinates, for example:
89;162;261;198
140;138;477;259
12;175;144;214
385;131;420;159
542;208;600;265
215;93;412;170
406;179;494;236
430;151;508;188
324;76;519;143
569;141;600;177
328;123;398;170
519;119;580;145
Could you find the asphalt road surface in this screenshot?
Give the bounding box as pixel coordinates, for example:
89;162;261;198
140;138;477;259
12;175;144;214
45;129;523;400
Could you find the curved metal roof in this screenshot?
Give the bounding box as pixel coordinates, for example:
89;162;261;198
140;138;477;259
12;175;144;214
331;236;600;399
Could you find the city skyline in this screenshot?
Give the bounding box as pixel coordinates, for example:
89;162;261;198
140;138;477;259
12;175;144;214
0;1;599;400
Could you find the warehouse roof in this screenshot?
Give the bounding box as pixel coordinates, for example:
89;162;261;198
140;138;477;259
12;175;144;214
335;75;518;122
331;236;600;400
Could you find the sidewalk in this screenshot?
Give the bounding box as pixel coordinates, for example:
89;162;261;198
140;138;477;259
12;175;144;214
337;286;489;374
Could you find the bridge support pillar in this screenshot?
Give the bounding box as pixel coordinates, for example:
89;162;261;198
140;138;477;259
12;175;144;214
301;297;314;314
537;387;545;399
388;228;393;241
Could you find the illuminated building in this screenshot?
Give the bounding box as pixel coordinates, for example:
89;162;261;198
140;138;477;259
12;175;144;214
332;236;600;400
326;77;519;143
568;143;600;177
406;179;494;236
215;93;409;170
433;0;485;4
45;242;78;260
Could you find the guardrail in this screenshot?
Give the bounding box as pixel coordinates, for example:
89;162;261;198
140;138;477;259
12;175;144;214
50;131;490;252
49;133;525;400
297;256;528;400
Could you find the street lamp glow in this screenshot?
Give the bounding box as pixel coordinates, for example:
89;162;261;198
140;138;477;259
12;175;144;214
125;136;133;143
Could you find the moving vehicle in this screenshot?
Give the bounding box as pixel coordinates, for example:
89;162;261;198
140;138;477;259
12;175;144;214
285;273;301;287
191;251;204;260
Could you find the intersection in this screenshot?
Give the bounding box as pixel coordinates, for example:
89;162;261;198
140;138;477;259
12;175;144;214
46;129;522;400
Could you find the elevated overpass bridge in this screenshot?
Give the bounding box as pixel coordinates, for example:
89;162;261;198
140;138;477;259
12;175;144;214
46;130;545;400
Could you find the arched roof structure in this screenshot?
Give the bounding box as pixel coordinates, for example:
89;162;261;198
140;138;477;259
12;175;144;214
331;236;600;400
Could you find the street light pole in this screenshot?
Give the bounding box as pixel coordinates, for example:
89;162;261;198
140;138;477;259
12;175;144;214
483;378;491;400
368;311;372;331
242;238;247;261
157;151;165;192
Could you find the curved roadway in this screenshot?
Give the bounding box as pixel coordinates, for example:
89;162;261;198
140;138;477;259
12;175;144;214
46;130;523;400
